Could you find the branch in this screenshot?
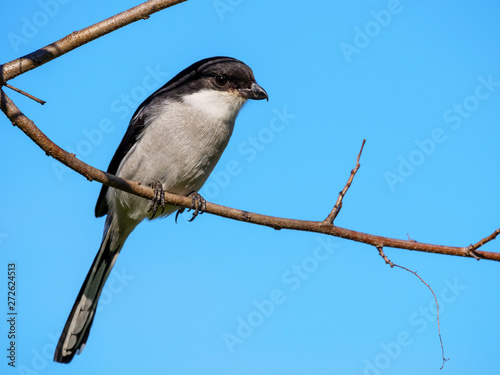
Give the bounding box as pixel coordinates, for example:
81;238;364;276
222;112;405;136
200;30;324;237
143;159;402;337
1;0;498;262
0;0;186;84
325;139;365;223
1;87;499;262
4;84;45;105
465;228;500;260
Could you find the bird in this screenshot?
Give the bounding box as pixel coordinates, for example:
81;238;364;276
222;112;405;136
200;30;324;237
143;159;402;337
54;56;268;363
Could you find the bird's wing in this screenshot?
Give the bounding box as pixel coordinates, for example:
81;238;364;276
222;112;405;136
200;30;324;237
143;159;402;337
94;107;148;217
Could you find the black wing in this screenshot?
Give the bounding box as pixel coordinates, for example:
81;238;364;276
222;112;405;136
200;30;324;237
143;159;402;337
94;109;148;217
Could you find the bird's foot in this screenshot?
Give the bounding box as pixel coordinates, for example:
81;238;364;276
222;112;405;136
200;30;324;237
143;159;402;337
175;191;206;223
148;180;165;219
187;191;206;222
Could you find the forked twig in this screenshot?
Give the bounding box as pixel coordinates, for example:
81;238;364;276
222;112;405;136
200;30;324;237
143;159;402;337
464;228;500;260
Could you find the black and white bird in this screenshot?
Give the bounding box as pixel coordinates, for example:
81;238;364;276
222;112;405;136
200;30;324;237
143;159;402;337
54;56;268;363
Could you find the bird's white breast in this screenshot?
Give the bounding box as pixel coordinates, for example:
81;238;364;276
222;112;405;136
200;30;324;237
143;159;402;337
182;89;247;122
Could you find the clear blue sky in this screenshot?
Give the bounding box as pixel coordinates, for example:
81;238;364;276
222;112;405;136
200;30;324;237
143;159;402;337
1;1;500;374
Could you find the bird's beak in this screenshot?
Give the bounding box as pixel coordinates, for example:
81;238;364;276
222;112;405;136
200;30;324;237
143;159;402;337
239;82;268;101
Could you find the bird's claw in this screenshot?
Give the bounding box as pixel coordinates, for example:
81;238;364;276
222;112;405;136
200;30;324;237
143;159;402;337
148;180;165;219
175;191;206;223
175;207;185;223
187;191;206;222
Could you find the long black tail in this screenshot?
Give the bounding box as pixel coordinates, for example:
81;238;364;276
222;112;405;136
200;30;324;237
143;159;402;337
54;217;124;363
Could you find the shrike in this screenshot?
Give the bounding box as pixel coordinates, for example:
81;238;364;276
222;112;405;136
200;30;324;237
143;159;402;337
54;56;268;363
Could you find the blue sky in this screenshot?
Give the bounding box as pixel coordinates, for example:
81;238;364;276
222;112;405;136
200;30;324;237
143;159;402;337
1;0;500;374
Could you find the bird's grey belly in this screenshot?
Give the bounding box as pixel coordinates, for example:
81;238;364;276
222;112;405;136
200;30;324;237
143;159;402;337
108;112;234;221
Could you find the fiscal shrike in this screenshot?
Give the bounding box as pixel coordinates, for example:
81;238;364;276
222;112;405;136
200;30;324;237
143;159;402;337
54;56;268;363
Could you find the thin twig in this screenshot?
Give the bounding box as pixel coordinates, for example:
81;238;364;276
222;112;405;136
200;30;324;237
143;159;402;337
4;84;46;105
407;233;417;242
377;245;394;266
377;246;449;369
1;87;499;262
325;139;366;224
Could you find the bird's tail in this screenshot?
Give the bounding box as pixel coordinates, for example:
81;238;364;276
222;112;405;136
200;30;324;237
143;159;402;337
54;215;127;363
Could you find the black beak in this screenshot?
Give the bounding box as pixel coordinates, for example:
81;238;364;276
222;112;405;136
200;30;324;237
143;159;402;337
239;82;268;101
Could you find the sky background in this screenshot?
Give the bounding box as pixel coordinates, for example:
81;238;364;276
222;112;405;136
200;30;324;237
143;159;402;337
1;0;500;374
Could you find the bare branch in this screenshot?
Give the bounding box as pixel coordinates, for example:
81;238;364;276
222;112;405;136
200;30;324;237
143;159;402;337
4;84;46;105
325;139;366;223
0;0;187;84
377;246;449;369
1;87;499;262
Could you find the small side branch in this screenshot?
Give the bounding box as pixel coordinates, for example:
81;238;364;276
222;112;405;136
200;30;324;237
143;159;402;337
377;245;394;267
325;139;366;224
4;84;46;105
377;246;449;369
464;228;500;260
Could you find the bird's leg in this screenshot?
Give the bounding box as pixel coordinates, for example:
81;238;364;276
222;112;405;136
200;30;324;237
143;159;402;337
148;180;165;219
187;191;206;222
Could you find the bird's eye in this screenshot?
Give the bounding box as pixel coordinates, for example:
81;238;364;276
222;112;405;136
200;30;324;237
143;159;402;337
215;75;228;87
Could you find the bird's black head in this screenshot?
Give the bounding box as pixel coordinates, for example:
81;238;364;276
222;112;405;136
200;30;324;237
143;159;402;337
163;56;268;101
